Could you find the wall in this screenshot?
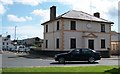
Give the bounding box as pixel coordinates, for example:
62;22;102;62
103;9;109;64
43;19;62;50
63;19;110;33
0;37;2;50
43;18;111;52
63;19;111;51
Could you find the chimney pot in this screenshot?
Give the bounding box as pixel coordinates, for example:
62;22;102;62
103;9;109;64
94;12;100;18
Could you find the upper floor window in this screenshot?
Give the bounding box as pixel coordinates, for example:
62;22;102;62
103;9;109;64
46;25;48;33
70;21;76;30
101;24;105;32
57;21;59;30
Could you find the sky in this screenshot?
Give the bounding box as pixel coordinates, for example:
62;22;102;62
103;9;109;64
0;0;119;40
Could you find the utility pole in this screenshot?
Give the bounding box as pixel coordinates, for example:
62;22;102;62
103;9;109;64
14;26;17;50
15;26;17;40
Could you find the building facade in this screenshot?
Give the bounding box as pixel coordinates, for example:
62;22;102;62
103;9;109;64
0;35;2;50
111;32;120;55
0;35;15;50
17;37;43;48
41;6;114;53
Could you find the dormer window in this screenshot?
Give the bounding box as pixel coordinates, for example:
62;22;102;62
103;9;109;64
101;24;105;32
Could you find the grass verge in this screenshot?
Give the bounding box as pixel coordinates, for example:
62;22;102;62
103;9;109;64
2;66;119;72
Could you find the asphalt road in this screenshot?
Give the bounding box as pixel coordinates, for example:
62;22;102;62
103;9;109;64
1;51;119;68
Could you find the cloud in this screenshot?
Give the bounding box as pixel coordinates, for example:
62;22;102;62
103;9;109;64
15;0;46;6
0;0;13;5
57;0;118;20
31;9;50;23
7;14;32;22
0;0;47;15
107;7;118;18
0;4;6;14
3;25;43;40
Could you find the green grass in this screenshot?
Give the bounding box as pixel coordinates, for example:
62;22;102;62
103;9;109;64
2;66;119;72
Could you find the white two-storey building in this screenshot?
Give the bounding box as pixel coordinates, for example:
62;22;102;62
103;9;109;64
41;6;114;54
0;35;15;51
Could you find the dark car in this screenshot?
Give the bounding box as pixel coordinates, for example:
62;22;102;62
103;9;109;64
55;48;101;63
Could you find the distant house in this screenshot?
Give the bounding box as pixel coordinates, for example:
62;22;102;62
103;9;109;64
41;6;114;56
0;35;2;50
17;37;43;48
0;35;15;50
111;31;120;55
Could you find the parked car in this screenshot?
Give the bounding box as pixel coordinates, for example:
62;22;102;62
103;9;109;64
55;48;101;63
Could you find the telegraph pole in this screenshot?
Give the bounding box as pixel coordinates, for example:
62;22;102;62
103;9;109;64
15;26;17;40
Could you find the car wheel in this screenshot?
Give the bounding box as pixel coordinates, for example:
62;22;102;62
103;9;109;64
88;57;95;63
59;57;65;64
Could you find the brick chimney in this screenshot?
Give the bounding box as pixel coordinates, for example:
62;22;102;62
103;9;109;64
94;12;100;18
50;6;56;20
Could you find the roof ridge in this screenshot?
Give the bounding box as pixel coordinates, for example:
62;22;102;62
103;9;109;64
72;10;111;22
57;10;71;18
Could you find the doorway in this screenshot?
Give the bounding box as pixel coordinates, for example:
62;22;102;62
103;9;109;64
88;40;94;50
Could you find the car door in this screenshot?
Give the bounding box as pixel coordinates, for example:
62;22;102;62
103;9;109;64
81;48;93;61
70;49;80;61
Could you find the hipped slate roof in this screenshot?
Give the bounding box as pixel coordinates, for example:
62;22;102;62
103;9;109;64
41;10;114;25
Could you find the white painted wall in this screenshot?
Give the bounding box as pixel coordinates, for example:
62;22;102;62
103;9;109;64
63;19;110;33
1;36;15;50
43;18;111;51
0;37;2;50
43;19;62;50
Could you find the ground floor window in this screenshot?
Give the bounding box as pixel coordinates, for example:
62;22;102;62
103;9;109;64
45;40;48;48
56;38;59;48
70;38;76;49
101;39;105;48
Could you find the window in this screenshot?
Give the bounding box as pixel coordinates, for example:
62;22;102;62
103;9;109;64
70;38;76;49
71;49;79;54
56;38;59;48
46;25;48;33
70;21;76;30
2;46;5;49
7;43;8;45
82;48;92;54
3;42;4;45
45;40;48;48
57;21;59;30
4;39;7;41
101;24;105;32
7;46;8;49
101;39;105;48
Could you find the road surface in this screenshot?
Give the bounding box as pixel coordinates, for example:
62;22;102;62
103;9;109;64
1;51;119;68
